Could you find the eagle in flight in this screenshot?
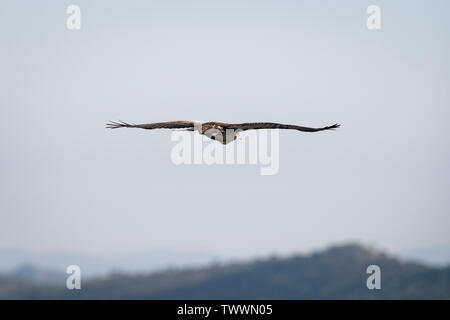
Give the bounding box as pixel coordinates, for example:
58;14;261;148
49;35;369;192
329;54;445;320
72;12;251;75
106;120;340;144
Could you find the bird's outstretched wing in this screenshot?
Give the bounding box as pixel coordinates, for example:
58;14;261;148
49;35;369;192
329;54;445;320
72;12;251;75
225;122;340;132
106;120;197;130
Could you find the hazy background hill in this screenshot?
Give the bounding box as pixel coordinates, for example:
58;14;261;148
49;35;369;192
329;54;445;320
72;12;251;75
0;249;219;277
1;244;449;299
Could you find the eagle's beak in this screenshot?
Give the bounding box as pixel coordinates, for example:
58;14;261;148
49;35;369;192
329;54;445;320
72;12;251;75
236;132;241;140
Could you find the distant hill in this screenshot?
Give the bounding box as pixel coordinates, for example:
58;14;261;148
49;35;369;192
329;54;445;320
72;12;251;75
0;244;449;299
4;264;66;285
0;249;218;277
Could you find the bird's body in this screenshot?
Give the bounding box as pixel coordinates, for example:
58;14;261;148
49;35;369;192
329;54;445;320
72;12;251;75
106;120;340;144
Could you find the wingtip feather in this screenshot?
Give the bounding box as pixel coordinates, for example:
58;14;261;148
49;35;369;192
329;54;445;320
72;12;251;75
106;120;134;129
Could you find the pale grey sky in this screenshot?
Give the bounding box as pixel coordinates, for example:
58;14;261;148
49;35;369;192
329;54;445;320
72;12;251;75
0;0;449;267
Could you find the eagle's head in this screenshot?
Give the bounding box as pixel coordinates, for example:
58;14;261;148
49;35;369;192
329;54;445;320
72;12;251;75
202;126;240;145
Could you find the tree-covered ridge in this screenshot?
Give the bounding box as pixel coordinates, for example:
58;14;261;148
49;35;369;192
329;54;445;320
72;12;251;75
1;244;449;299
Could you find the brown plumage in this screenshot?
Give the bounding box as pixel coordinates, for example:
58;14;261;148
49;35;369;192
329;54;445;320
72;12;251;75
106;120;340;144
